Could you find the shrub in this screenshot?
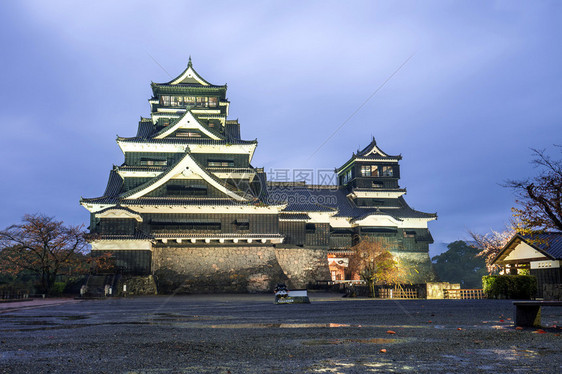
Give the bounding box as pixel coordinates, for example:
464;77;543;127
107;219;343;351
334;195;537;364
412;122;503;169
49;281;67;296
63;277;87;294
482;275;537;299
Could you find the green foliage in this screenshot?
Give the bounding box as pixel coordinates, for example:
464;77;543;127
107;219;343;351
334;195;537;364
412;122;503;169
62;277;88;294
50;282;67;296
432;241;487;288
482;275;537;299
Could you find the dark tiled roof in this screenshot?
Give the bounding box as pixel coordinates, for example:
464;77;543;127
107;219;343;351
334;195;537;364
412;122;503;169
117;137;256;145
81;196;262;206
150;112;225;140
352;188;407;193
129;198;259;206
94;206;141;216
206;167;256;174
522;232;562;259
103;171;123;197
355;154;401;161
120;155;184;198
265;185;436;220
87;231;154;241
266;186;340;213
187;154;257;201
356;138;401;159
152;233;283;239
352;198;403;209
153;83;226;89
117;166;166;172
136;121;154;138
116;150;254;201
127;198;256;206
225;122;240;141
336;139;402;174
197;115;227;119
279;213;311;221
81;196;115;204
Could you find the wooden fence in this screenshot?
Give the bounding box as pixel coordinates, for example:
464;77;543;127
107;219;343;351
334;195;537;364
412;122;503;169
378;286;419;299
444;288;485;299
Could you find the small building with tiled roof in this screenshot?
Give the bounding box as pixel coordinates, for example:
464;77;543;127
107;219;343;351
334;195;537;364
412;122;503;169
81;60;437;292
492;232;562;298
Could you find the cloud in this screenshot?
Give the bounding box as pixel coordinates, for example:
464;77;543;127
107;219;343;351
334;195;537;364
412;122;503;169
0;1;560;245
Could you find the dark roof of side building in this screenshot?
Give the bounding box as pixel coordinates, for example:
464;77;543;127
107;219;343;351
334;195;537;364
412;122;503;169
520;232;562;259
494;232;562;264
265;185;436;220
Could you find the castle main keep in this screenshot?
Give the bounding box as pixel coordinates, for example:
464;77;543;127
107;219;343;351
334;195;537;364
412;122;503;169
81;59;437;292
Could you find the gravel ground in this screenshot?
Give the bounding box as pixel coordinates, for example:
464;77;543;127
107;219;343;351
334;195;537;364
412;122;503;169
0;293;561;373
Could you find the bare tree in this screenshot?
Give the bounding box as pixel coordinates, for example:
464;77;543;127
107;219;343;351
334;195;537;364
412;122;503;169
347;237;403;297
505;147;562;232
0;214;89;294
469;228;514;273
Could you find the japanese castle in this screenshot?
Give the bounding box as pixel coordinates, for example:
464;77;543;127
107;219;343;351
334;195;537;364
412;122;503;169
81;59;437;292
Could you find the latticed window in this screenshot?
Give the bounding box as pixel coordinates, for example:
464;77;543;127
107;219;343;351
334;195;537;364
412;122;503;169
140;158;167;166
341;169;352;184
361;165;379;177
382;166;393;177
176;131;201;138
209;97;218;107
196;96;209;107
160;96;171;106
166;185;207;196
361;227;397;237
361;165;371;177
208;160;234;167
234;219;250;231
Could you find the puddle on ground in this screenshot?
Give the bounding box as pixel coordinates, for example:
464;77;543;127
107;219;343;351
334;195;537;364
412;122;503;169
148;314;232;322
198;323;364;329
470;348;547;360
439;348;548;365
303;338;400;346
15;320;59;326
0;350;60;360
62;315;89;321
0;320;152;332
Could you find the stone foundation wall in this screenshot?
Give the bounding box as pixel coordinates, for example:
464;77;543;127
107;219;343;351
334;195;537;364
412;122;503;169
275;248;331;288
118;275;158;296
390;251;437;284
151;246;330;293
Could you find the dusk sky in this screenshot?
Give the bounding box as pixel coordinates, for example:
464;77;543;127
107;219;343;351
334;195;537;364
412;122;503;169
1;1;561;256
